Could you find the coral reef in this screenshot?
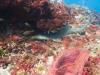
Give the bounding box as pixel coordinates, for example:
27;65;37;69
0;0;100;75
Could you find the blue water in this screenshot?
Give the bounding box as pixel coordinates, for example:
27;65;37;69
64;0;100;12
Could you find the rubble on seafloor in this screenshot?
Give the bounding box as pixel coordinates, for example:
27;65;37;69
0;0;100;75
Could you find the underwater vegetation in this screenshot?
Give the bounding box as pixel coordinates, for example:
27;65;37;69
0;0;100;75
0;0;72;35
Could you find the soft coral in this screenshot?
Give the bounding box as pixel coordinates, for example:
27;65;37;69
48;48;89;75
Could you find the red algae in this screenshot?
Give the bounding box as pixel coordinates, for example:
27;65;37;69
9;35;22;41
0;0;71;32
0;0;100;75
